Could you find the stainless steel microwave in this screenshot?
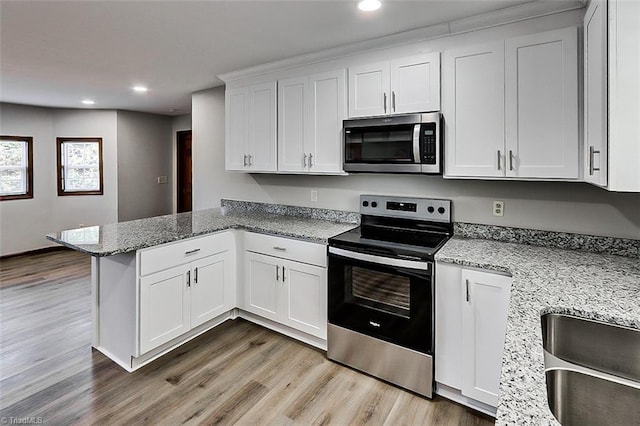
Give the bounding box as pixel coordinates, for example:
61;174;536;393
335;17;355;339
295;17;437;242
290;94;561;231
343;112;442;174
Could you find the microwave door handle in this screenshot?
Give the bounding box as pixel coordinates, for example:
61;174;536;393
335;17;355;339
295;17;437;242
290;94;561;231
413;124;421;163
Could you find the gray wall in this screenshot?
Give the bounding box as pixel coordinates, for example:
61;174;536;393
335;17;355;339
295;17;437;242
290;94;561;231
0;103;119;256
117;111;173;221
192;88;640;240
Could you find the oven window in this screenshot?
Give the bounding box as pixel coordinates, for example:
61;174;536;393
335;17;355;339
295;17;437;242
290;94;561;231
348;266;410;318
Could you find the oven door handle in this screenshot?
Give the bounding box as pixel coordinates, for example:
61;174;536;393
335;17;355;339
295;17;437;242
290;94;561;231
328;247;431;271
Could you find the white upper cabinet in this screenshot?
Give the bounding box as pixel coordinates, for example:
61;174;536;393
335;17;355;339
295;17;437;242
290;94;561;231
505;27;579;179
278;69;346;174
348;53;440;118
584;0;608;187
391;54;440;114
348;61;390;117
443;42;505;177
584;0;639;192
444;28;579;180
225;82;277;172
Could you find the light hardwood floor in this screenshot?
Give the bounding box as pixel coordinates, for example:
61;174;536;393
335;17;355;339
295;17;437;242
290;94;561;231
0;249;494;425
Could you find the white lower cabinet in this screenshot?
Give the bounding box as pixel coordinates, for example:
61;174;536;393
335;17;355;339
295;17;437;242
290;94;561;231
242;232;328;340
139;247;235;355
436;263;512;410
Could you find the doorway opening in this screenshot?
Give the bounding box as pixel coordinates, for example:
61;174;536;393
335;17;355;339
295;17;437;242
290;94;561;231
177;130;192;213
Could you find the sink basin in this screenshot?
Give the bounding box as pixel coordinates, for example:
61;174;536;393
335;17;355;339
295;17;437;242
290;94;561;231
541;313;640;381
541;313;640;425
546;369;640;426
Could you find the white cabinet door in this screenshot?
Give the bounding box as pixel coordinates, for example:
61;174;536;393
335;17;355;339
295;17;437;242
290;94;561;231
225;87;249;171
248;81;277;172
348;61;390;118
281;260;327;339
391;53;440;114
435;263;463;389
307;69;346;173
139;264;191;354
505;27;579;179
244;252;280;322
190;252;234;328
461;269;512;407
584;0;608;187
443;42;505;177
278;76;308;173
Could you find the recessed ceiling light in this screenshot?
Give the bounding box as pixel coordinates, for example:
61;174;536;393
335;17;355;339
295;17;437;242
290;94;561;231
358;0;381;12
81;99;95;105
133;86;148;93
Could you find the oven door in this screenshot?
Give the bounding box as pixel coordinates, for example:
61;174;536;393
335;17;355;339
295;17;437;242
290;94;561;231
328;246;433;354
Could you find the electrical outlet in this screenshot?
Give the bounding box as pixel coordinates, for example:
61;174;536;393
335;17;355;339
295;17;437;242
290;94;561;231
310;190;318;202
493;200;504;217
157;176;168;184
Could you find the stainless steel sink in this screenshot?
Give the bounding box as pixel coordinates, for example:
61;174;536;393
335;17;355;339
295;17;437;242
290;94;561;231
546;369;640;426
542;313;640;381
541;313;640;426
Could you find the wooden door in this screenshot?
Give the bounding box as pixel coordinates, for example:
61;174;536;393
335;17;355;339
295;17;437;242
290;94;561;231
443;42;505;177
177;130;192;213
505;27;579;179
391;53;441;114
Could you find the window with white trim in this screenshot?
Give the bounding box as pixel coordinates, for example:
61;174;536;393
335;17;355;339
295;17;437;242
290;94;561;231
57;137;103;195
0;136;33;201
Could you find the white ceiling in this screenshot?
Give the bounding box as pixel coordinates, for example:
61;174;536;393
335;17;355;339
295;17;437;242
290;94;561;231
1;0;546;116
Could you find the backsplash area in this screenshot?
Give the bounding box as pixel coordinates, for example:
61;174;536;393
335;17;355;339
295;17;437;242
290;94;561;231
454;223;639;258
220;199;360;224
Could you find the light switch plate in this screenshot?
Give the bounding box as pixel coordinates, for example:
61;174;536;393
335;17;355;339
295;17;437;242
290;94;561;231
157;176;168;184
310;190;318;202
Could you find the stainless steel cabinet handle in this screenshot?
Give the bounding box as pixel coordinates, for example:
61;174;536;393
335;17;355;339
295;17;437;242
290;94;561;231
497;150;501;171
273;246;286;251
465;279;470;302
303;153;307;167
509;150;514;171
187;270;191;287
248;154;253;166
275;265;280;281
185;248;200;255
194;267;198;284
589;146;601;175
282;266;286;282
383;92;387;114
243;154;248;167
308;153;313;168
392;91;396;112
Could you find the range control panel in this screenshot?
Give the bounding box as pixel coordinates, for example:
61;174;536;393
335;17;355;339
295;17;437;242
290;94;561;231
360;195;452;223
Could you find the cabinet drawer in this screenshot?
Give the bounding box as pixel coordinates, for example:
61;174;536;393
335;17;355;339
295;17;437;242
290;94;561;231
139;231;234;276
244;232;326;267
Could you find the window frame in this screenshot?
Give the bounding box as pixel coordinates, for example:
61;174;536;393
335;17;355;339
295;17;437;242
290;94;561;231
0;135;34;201
56;137;104;196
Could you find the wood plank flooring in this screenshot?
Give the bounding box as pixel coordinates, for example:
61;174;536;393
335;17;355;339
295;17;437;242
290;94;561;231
0;249;494;425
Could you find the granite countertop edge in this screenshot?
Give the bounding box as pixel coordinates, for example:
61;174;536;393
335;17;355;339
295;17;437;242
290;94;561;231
435;236;640;426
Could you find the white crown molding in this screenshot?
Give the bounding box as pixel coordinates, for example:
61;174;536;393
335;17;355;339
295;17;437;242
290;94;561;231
217;0;584;83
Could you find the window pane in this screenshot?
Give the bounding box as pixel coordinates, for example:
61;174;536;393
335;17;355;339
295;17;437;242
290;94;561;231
0;139;28;197
60;139;102;194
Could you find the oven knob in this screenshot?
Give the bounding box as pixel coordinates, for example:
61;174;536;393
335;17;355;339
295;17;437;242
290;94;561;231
371;202;378;208
427;206;435;213
438;207;446;214
362;201;369;207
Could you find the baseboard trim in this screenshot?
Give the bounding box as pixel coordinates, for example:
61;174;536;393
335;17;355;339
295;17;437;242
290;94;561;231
1;246;72;260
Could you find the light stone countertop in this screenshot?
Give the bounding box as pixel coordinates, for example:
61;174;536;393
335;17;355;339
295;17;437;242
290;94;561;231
435;237;640;425
46;208;359;256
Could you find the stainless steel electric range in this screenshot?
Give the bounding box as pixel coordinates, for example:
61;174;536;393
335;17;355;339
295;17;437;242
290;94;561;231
327;195;452;398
